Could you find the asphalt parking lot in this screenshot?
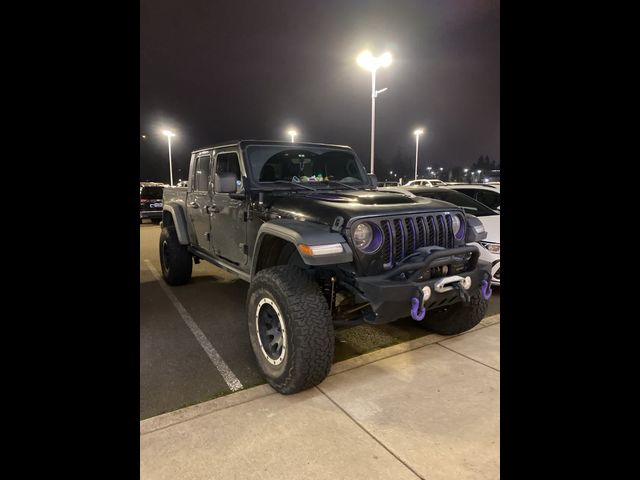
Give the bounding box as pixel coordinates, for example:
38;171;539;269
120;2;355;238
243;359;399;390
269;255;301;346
140;221;500;420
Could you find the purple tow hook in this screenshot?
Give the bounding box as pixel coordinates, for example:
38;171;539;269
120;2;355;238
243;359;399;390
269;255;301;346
410;297;426;321
481;279;493;300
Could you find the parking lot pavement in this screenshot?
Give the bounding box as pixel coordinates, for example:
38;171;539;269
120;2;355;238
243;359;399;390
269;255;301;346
140;222;501;419
140;320;500;480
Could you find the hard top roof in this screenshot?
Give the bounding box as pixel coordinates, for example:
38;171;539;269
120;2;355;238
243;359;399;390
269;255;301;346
191;140;353;154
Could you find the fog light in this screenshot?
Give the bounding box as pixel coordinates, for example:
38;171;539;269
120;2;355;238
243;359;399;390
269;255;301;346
422;286;432;303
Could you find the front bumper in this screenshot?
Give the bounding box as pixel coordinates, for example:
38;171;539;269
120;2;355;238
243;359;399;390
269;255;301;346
351;246;492;324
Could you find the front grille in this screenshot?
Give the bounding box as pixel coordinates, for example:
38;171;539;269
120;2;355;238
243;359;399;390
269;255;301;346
379;213;456;268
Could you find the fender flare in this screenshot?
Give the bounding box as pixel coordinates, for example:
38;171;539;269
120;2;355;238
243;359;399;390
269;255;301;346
162;203;190;245
251;219;352;277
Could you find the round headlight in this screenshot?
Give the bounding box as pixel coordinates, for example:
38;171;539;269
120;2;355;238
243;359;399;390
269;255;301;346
353;223;373;250
452;214;465;239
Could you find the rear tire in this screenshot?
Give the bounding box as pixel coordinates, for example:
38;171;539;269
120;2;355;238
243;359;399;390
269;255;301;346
420;291;488;335
247;266;334;394
159;226;193;285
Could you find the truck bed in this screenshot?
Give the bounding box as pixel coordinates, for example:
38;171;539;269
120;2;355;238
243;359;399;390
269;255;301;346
162;186;189;211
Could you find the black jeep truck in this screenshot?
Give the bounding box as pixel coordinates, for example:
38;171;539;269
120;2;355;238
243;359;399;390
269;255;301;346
161;140;492;394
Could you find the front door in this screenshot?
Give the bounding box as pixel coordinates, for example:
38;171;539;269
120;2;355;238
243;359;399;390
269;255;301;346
186;152;214;251
210;150;247;265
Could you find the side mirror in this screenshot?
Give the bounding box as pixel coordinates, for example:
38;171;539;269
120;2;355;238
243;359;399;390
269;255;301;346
214;172;237;193
367;173;378;187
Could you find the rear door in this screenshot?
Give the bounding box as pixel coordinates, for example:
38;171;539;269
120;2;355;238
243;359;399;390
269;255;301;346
186;151;215;250
210;149;247;265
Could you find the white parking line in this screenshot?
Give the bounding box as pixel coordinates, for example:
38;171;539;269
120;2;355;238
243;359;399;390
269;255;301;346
144;260;244;392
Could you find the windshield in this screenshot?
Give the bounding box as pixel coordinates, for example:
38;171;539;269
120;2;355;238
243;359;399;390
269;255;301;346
140;186;164;199
246;145;369;188
414;190;497;217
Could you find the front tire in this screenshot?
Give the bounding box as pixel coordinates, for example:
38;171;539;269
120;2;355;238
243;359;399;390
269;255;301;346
420;291;488;335
247;266;334;394
159;226;193;285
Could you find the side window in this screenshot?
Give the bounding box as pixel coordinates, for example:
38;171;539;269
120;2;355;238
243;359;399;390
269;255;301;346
476;191;500;210
214;152;242;191
194;155;211;192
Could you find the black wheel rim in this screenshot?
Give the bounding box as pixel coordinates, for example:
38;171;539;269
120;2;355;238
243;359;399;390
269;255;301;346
256;299;286;365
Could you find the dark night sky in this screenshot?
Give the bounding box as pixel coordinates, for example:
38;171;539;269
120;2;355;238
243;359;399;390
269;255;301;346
140;0;499;182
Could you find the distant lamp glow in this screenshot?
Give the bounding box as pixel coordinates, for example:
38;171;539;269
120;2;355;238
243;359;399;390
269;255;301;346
162;130;176;186
357;49;392;174
141;135;147;139
287;129;297;143
464;168;469;173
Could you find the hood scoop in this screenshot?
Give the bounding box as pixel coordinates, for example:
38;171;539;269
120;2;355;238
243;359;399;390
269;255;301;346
306;191;416;205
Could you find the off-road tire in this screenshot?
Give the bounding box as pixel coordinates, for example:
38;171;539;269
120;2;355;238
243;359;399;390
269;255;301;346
247;266;334;394
159;226;193;286
420;291;488;335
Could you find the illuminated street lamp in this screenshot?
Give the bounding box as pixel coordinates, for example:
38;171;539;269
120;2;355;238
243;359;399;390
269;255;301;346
162;130;176;186
357;50;392;174
413;129;424;180
287;129;297;143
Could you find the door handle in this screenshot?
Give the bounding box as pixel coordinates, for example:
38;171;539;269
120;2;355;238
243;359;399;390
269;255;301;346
206;205;220;214
189;201;200;208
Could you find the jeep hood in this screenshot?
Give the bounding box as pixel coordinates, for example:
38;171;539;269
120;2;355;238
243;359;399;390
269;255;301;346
267;190;463;227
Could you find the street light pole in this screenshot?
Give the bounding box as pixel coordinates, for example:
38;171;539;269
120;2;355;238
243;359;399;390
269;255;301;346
162;130;176;186
357;50;391;174
370;68;376;174
413;129;424;180
287;129;297;143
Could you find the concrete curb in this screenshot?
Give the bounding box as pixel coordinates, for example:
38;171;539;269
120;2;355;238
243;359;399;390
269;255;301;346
140;313;500;435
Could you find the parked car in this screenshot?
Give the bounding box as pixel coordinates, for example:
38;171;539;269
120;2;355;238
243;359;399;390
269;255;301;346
447;184;500;211
405;186;500;285
403;178;447;187
140;182;165;223
160;140;493;394
377;181;399;187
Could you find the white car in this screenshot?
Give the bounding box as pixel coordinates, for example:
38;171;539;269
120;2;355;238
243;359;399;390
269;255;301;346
401;186;500;285
446;184;500;211
403;178;447;187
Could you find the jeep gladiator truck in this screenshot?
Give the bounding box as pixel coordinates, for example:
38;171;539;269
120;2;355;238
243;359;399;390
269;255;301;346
161;140;492;394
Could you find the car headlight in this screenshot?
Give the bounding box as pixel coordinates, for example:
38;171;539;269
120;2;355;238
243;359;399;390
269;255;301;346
480;241;500;254
352;222;382;253
451;214;465;240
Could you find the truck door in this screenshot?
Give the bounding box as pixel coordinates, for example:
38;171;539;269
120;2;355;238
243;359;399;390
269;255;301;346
210;150;247;265
186;151;214;251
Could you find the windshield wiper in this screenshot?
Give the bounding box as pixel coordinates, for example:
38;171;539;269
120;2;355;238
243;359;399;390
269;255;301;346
324;180;359;190
271;180;317;191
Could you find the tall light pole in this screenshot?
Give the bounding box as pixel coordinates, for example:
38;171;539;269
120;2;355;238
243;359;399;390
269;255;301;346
287;129;297;143
357;50;392;174
413;129;424;180
162;130;176;186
